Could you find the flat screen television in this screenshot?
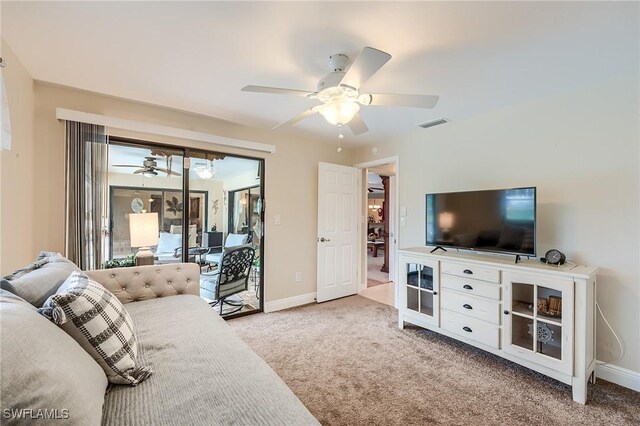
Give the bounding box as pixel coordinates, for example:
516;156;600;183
426;187;536;257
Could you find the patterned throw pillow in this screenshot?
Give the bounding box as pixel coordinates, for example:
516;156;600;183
39;271;152;386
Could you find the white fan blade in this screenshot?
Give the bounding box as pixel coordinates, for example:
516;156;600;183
133;169;146;174
273;105;324;129
347;113;369;135
242;85;314;98
156;167;182;177
366;93;439;108
112;164;141;168
340;47;391;89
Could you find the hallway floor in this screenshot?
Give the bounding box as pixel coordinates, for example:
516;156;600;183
360;281;394;307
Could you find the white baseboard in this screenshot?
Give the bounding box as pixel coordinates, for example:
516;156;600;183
596;361;640;392
264;292;317;313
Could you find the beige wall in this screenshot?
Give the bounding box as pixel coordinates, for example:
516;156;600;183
0;40;36;274
353;74;640;373
23;81;353;303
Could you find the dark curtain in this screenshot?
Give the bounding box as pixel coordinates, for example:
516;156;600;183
64;121;108;270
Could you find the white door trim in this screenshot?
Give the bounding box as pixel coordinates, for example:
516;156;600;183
354;156;400;308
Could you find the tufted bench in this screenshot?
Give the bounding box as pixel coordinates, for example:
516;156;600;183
85;263;201;304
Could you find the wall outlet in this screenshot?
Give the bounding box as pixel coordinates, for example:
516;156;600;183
294;272;302;282
274;214;282;225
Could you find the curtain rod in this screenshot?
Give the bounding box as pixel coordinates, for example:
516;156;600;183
55;108;276;154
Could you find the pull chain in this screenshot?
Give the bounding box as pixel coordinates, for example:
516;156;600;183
337;124;344;152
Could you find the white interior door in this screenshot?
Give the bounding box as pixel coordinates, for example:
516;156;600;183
317;162;359;303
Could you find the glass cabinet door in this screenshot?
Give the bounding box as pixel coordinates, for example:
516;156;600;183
402;257;439;327
503;272;574;374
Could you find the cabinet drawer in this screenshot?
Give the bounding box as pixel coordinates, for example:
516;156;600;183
441;309;500;349
441;289;500;324
441;261;500;283
441;274;500;300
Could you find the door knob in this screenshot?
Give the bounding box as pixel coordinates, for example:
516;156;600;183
319;237;331;242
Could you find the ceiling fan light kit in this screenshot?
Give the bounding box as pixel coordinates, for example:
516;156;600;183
242;46;440;137
319;101;360;126
194;160;216;179
113;156;181;177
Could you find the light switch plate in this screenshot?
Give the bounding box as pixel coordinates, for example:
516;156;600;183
274;214;282;225
400;207;407;217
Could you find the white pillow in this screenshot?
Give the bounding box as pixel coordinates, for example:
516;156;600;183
170;224;197;247
225;233;248;248
156;232;182;254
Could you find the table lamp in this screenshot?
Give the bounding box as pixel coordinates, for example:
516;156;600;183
439;212;454;240
129;212;159;266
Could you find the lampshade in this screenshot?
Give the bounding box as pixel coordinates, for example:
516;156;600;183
439;212;454;230
129;212;159;248
319;101;360;125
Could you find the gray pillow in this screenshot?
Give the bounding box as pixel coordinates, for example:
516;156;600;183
2;252;80;307
0;288;107;425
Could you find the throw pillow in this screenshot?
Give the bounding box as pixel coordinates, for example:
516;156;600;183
2;251;81;307
1;289;108;425
156;232;182;254
39;271;152;386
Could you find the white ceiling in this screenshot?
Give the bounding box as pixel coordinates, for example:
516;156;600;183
109;143;258;181
2;1;637;146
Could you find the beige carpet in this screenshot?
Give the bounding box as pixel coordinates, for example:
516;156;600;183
228;295;639;425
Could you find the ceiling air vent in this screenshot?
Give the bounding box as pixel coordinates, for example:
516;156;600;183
418;117;450;129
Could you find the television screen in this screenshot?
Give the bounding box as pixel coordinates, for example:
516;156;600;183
426;187;536;256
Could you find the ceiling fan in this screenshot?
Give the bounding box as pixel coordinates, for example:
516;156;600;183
368;185;384;193
112;157;181;178
242;46;439;135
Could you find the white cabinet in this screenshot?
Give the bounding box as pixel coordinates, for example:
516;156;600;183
398;248;597;404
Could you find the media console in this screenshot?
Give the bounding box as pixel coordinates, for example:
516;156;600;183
398;247;598;404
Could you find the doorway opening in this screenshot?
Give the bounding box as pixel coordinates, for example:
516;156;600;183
355;158;398;307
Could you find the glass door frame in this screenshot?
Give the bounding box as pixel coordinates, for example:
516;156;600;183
400;255;440;327
503;271;574;374
109;136;266;317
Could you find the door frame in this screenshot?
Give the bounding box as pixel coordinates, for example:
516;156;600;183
354;156;400;308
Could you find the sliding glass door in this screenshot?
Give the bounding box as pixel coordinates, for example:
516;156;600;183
103;138;265;317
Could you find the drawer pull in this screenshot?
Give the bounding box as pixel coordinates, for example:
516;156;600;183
463;304;473;310
463;284;473;290
463;326;472;333
463;269;473;275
